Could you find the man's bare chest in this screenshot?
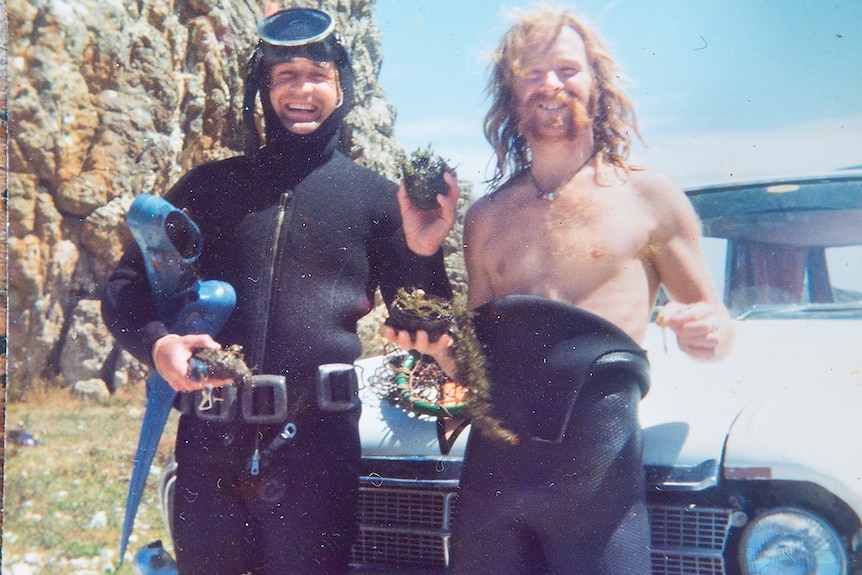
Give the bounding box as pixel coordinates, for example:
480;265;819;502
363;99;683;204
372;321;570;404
481;192;654;289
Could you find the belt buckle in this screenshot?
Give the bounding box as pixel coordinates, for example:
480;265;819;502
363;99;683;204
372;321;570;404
193;385;238;422
317;363;360;412
241;375;288;424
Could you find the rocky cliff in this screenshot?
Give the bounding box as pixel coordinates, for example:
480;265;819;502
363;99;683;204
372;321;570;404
6;0;408;397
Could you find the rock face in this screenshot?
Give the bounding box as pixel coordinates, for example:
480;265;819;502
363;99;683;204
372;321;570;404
6;0;403;396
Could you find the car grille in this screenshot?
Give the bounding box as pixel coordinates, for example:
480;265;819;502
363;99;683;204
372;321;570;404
649;505;733;575
351;480;735;575
352;483;456;570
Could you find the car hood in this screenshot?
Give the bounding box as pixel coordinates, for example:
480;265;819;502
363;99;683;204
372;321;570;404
639;318;862;477
357;354;464;459
357;318;862;471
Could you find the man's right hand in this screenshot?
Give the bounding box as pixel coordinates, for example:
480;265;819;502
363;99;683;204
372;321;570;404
152;333;234;392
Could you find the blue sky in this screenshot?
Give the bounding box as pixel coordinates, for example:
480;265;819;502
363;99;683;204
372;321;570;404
374;1;862;192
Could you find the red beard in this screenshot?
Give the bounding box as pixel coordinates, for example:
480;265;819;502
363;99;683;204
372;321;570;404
518;92;593;143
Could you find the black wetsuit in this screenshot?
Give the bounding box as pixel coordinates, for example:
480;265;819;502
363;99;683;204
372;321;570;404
102;135;451;574
449;296;652;575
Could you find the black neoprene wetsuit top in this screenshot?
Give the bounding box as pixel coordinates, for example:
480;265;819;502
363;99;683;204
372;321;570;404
102;142;452;466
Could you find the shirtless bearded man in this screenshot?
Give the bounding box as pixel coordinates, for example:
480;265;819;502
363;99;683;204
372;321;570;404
468;7;733;357
388;5;734;574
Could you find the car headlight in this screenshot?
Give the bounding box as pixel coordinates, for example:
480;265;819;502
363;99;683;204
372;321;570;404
738;507;847;575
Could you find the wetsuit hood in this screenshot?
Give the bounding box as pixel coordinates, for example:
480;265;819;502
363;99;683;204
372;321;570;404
242;8;355;171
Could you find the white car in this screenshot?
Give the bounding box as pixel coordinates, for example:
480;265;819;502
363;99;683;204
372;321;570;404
162;171;862;575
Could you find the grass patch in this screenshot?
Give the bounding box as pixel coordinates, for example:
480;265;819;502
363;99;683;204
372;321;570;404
3;384;179;573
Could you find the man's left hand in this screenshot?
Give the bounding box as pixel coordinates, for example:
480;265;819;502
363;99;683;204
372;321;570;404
382;324;458;378
399;172;460;256
658;301;734;361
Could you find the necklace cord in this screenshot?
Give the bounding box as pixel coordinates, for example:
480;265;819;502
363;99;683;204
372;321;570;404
530;151;597;201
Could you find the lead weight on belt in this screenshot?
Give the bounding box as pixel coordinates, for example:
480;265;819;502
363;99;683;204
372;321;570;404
241;375;289;424
317;363;360;412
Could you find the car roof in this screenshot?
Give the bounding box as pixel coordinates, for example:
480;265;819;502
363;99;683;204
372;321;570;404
685;170;862;247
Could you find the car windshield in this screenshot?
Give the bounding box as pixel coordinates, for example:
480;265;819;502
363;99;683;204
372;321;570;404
688;172;862;319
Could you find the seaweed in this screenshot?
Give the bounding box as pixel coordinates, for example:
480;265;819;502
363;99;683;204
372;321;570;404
399;145;453;211
191;344;253;386
387;288;517;443
385;288;454;342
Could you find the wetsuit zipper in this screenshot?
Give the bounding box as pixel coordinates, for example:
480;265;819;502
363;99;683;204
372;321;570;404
250;190;293;370
249;190;293;477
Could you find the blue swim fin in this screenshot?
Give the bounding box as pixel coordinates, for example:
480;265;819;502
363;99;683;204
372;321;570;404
118;195;235;567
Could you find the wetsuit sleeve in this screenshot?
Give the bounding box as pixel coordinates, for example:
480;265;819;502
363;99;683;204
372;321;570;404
373;226;453;307
369;182;452;306
365;175;453;305
101;241;169;367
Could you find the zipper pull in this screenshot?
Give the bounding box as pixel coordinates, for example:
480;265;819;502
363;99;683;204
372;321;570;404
250;448;261;477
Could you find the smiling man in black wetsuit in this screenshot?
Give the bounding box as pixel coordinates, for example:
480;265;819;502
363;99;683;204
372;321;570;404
102;6;456;575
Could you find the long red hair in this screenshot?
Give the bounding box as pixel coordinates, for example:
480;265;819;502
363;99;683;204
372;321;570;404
484;5;640;189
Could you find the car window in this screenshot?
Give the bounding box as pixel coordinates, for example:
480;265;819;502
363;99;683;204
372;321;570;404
702;236;727;296
695;229;862;316
825;245;862;303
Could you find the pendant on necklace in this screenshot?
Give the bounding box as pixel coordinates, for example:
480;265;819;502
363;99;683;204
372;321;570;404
531;173;559;201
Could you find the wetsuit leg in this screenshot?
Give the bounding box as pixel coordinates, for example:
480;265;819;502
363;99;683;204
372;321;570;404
449;484;547;575
172;462;358;575
451;374;650;575
247;471;358;575
173;411;361;575
537;376;651;575
173;463;259;575
253;411;361;575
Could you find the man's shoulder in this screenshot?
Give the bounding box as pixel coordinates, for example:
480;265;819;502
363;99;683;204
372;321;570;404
622;165;703;231
466;189;503;223
623;164;676;186
471;176;526;211
618;165;686;202
464;182;524;241
181;155;253;186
